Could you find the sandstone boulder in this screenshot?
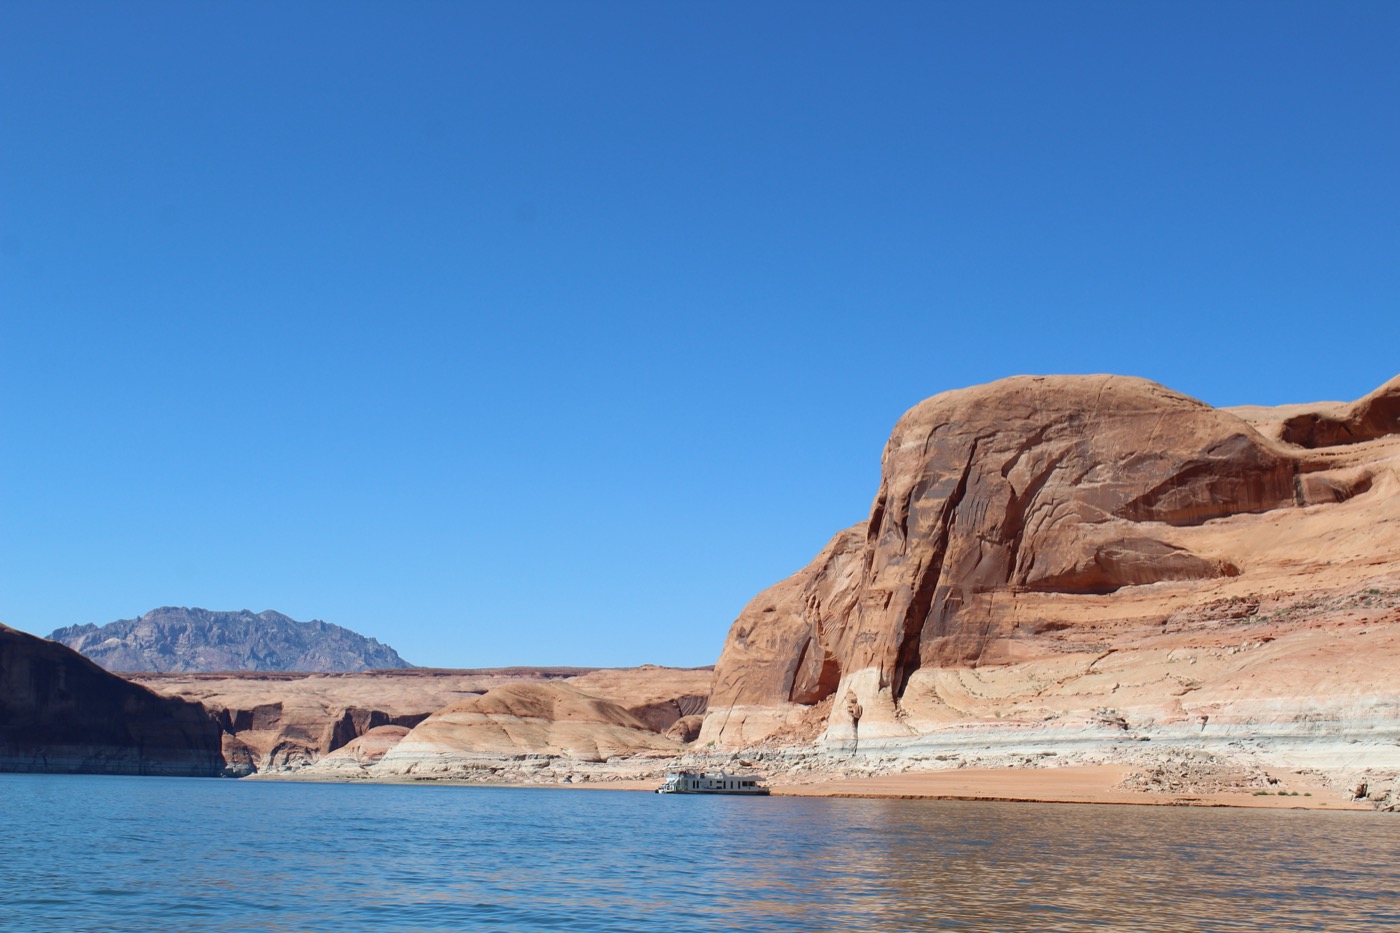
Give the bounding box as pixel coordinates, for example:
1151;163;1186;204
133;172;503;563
665;715;705;743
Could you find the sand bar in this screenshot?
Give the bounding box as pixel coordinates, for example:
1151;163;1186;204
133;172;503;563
569;766;1371;810
767;766;1370;810
250;766;1374;810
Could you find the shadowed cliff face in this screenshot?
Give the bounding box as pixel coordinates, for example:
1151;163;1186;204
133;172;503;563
0;624;225;776
701;373;1400;748
1278;375;1400;448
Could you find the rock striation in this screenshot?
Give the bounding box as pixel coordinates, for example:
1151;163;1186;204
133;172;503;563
313;725;413;773
365;682;683;778
49;607;413;673
699;373;1400;804
130;665;712;775
567;666;709;734
0;623;225;776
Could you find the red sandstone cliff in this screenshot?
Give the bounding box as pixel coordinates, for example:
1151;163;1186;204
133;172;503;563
700;374;1400;781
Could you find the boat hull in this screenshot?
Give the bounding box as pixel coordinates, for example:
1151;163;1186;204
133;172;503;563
655;788;770;795
655;770;771;795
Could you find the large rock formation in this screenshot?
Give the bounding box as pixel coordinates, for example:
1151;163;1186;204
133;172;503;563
699;374;1400;799
130;664;712;774
371;681;682;776
49;607;413;673
126;668;563;773
0;623;225;776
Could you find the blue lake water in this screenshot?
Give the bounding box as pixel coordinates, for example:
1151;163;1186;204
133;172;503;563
2;773;1397;932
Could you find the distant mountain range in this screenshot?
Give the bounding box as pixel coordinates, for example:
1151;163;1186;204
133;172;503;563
48;607;414;673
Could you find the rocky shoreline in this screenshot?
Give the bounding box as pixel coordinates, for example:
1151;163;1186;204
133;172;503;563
242;747;1385;812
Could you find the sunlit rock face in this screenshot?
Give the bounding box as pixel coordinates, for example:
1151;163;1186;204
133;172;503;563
0;623;225;776
130;665;712;774
373;681;683;774
701;373;1400;759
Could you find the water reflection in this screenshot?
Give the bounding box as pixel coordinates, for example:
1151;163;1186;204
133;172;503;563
1;774;1396;932
820;800;1400;932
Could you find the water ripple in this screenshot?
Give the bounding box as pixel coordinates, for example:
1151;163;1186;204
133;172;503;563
1;774;1396;932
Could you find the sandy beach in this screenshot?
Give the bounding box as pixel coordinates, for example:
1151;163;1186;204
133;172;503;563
768;766;1372;809
569;765;1371;810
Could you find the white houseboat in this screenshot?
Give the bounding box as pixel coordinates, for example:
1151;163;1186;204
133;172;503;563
656;771;770;795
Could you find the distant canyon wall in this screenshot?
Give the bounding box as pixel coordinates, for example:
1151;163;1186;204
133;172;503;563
2;618;710;779
121;666;712;776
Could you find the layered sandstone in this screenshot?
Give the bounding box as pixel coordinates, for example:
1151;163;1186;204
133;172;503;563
313;725;412;772
567;665;710;733
369;682;683;777
699;374;1400;804
0;623;225;776
127;668;501;772
131;665;711;773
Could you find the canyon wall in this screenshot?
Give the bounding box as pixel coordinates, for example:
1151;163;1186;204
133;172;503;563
0;623;225;776
699;374;1400;798
130;665;712;776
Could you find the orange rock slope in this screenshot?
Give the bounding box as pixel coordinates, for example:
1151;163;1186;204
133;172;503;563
372;681;682;775
699;374;1400;804
130;665;711;775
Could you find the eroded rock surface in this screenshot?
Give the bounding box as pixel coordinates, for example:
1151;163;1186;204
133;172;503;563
132;665;711;774
700;373;1400;803
371;682;682;776
128;668;517;773
314;725;412;772
567;665;710;733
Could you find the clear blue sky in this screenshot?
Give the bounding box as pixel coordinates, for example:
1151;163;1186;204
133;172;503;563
2;2;1396;667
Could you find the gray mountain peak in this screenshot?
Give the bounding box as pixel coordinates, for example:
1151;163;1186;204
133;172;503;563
47;607;414;673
